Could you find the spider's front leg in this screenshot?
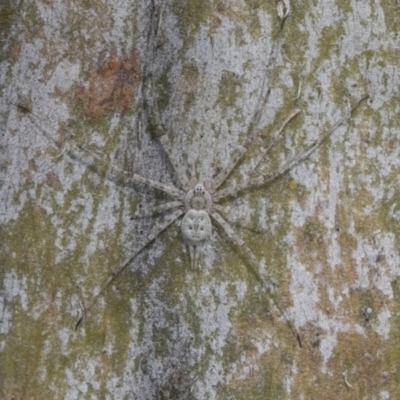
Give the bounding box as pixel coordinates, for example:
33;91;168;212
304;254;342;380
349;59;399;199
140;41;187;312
15;103;186;199
214;95;369;202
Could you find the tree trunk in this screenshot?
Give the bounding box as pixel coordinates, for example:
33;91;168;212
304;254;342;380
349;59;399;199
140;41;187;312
1;1;399;398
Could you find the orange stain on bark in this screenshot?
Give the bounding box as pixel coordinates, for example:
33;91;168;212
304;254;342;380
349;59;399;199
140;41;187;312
76;51;140;119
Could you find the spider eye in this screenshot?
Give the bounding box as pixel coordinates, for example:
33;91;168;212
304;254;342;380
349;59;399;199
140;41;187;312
195;184;204;194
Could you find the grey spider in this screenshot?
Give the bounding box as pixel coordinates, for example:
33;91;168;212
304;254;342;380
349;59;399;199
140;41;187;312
16;92;367;336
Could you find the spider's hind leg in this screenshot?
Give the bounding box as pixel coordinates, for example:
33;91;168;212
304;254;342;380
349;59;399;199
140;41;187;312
211;210;302;346
75;208;185;329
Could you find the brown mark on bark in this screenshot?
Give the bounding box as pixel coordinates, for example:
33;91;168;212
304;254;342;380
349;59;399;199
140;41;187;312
76;51;140;119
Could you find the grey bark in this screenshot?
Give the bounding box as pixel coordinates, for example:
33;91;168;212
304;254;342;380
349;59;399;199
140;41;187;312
1;0;400;399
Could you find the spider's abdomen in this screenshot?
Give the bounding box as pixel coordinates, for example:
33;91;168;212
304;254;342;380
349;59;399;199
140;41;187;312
181;209;212;244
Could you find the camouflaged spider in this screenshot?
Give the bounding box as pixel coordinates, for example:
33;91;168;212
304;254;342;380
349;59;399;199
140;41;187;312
17;93;367;333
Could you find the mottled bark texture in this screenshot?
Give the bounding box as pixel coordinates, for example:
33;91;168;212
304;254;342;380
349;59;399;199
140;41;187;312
1;1;400;399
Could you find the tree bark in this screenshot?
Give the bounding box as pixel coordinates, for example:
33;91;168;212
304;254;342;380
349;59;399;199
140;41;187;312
1;1;400;398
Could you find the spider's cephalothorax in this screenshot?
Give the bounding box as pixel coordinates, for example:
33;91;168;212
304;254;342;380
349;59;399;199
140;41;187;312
181;183;213;268
184;183;212;211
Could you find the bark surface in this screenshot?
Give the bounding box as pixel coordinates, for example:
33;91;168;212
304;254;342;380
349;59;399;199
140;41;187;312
1;1;400;398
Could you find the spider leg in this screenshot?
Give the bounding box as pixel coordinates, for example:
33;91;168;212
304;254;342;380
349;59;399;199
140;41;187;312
250;108;300;174
48;142;68;159
211;211;301;346
214;95;369;201
75;208;185;329
210;88;272;192
188;164;197;187
133;201;184;218
210;108;299;192
146;58;192;192
17;106;184;198
72;141;185;198
211;211;263;276
159;135;191;190
210;32;288;192
210;102;299;194
212;101;300;190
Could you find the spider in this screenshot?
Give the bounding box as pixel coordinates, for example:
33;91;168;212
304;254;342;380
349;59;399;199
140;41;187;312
17;92;367;339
